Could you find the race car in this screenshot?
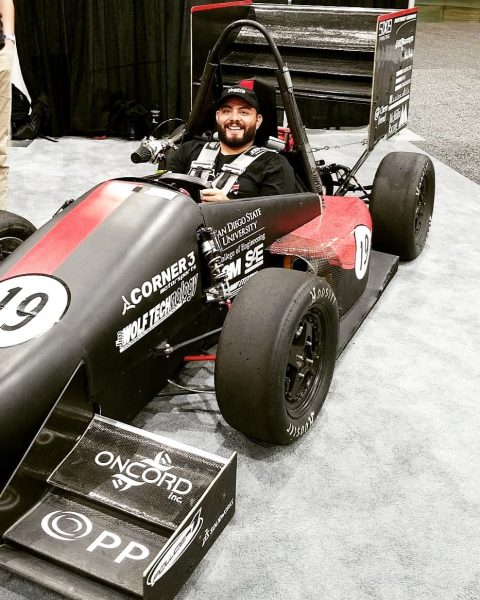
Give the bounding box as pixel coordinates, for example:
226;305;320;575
0;8;434;600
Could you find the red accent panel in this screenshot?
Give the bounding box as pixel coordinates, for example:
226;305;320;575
269;196;372;270
191;0;251;14
377;7;417;22
1;180;138;280
239;79;254;90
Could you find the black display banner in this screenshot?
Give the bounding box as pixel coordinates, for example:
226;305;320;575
368;8;417;151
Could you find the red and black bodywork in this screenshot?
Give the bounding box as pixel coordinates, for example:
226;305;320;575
0;7;430;599
0;177;374;488
0;6;419;492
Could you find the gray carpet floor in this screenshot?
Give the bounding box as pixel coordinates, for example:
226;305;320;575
408;20;480;185
1;18;479;600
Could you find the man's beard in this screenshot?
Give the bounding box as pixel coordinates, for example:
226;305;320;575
217;122;257;148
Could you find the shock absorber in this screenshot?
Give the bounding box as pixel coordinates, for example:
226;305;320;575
198;226;231;304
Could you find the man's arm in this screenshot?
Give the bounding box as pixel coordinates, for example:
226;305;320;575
165;144;189;174
0;0;15;47
165;140;204;175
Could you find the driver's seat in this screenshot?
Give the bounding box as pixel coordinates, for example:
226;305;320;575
237;78;279;148
239;78;310;192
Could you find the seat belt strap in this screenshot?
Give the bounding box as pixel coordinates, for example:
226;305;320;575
188;142;220;180
212;146;274;195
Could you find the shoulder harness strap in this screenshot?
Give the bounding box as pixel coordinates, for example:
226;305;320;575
188;141;221;180
213;146;275;195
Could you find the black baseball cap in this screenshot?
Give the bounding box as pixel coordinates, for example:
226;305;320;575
216;86;260;111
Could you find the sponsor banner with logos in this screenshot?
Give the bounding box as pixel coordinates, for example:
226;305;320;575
368;8;418;150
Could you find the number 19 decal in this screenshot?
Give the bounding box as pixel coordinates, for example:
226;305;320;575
354;225;372;280
0;275;70;347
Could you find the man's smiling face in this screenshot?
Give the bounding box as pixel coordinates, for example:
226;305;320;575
216;97;263;151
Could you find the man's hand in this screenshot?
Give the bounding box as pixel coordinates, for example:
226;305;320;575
199;188;229;202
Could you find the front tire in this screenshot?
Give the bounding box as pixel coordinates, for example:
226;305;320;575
370;152;435;261
0;210;36;262
215;268;339;444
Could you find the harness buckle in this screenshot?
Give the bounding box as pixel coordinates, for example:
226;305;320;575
220;163;245;176
189;160;215;171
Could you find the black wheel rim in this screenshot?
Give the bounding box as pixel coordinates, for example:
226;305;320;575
0;235;23;262
285;309;324;419
414;171;432;246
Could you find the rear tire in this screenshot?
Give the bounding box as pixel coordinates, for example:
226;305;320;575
370;152;435;261
215;268;338;444
0;210;36;262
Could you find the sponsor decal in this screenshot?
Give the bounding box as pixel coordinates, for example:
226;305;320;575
215;208;262;249
223;242;264;282
0;274;69;347
94;449;193;504
116;274;198;352
228;272;257;296
201;499;234;548
369;8;416;149
395;35;414;50
354;225;372;280
121;251;196;314
244;243;264;274
146;509;204;587
42;510;92;541
41;510;151;564
374;104;388;125
388;103;409;136
389;90;410;109
378;18;392;40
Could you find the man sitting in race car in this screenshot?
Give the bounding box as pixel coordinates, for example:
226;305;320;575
166;86;295;202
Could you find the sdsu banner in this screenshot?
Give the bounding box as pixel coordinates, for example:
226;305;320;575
368;8;418;150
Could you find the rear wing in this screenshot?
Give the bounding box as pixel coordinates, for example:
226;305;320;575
368;8;418;150
335;7;418;191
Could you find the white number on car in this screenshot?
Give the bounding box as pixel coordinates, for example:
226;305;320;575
354;225;372;280
0;274;70;347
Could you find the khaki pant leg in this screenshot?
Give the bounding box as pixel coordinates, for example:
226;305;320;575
0;45;13;211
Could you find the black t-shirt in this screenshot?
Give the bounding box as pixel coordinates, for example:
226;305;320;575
166;140;296;199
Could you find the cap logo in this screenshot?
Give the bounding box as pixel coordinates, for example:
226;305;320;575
226;87;246;95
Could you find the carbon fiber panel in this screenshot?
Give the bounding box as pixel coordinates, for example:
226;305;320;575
50;418;223;530
5;492;167;597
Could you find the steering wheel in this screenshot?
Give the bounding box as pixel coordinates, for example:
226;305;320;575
158;172;211;202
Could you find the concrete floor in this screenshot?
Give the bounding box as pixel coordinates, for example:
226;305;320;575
1;19;479;600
